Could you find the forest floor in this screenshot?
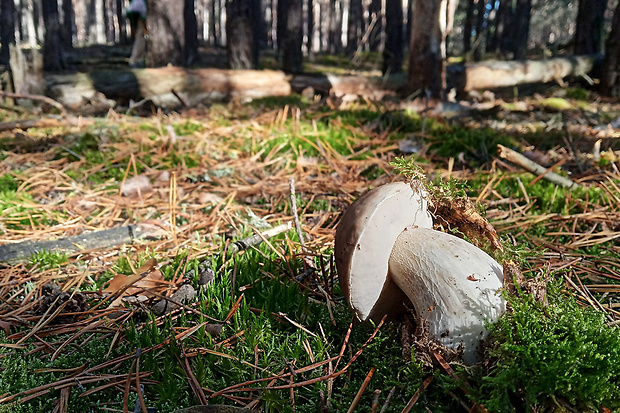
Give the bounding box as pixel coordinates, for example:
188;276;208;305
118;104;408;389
1;61;620;412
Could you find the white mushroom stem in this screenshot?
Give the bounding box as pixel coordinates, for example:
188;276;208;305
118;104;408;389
389;227;505;363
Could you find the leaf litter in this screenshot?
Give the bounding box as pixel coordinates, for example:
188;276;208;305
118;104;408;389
0;96;620;411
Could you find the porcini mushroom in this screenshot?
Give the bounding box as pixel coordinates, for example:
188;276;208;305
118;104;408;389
335;182;505;363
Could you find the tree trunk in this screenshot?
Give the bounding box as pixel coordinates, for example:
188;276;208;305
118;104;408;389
512;0;531;60
282;0;303;72
0;0;16;66
185;0;199;65
42;0;65;71
307;0;314;55
146;0;186;66
383;0;403;75
368;0;382;51
347;0;363;55
226;0;254;69
463;0;475;55
408;0;456;99
251;0;264;57
601;1;620;96
574;0;607;55
328;0;342;54
60;0;74;48
472;0;485;60
277;0;287;55
210;0;219;46
116;0;128;44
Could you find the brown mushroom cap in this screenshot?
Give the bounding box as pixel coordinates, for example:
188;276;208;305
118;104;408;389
335;182;432;321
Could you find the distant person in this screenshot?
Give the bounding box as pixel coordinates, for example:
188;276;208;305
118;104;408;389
126;0;147;67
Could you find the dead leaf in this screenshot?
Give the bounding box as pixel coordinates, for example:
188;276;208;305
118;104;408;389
121;175;152;197
199;193;224;205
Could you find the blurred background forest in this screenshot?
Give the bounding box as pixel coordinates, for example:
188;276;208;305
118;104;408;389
0;0;619;106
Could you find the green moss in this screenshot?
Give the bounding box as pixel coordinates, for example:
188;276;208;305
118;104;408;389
480;283;620;411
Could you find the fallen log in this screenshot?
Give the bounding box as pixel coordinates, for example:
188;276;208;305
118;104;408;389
0;223;166;264
451;55;599;92
43;56;598;109
496;144;581;190
46;67;292;109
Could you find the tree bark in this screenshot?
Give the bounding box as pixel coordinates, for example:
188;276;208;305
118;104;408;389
46;68;292;108
512;0;531;60
347;0;363;55
382;0;403;75
146;0;186;66
210;0;220;46
408;0;456;99
60;0;74;48
282;0;303;73
226;0;254;69
463;0;475;55
307;0;314;55
0;0;16;66
42;0;65;71
574;0;607;55
328;0;343;54
185;0;199;65
601;1;620;96
368;0;382;51
454;55;597;92
116;0;128;44
472;0;485;61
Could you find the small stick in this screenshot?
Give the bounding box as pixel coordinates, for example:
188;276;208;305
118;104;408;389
347;366;376;413
371;389;381;413
0;91;66;114
379;387;396;413
289;178;306;247
497;144;580;190
401;376;433;413
230;221;293;253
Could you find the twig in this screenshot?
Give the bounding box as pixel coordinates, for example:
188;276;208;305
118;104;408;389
371;389;381;413
497;144;580;190
289;178;306;247
379;387;396;413
230;221;293;253
347;366;375;413
401;376;433;413
0;91;66;114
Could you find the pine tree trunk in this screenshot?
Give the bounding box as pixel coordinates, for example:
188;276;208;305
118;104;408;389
116;0;128;44
368;0;382;51
60;0;73;48
382;0;403;75
601;1;620;96
574;0;607;55
146;0;186;66
347;0;363;55
42;0;65;71
282;0;303;72
0;0;16;66
513;0;531;60
226;0;254;69
463;0;475;54
185;0;199;65
307;0;314;55
210;0;219;46
473;0;486;60
328;0;342;53
408;0;456;99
